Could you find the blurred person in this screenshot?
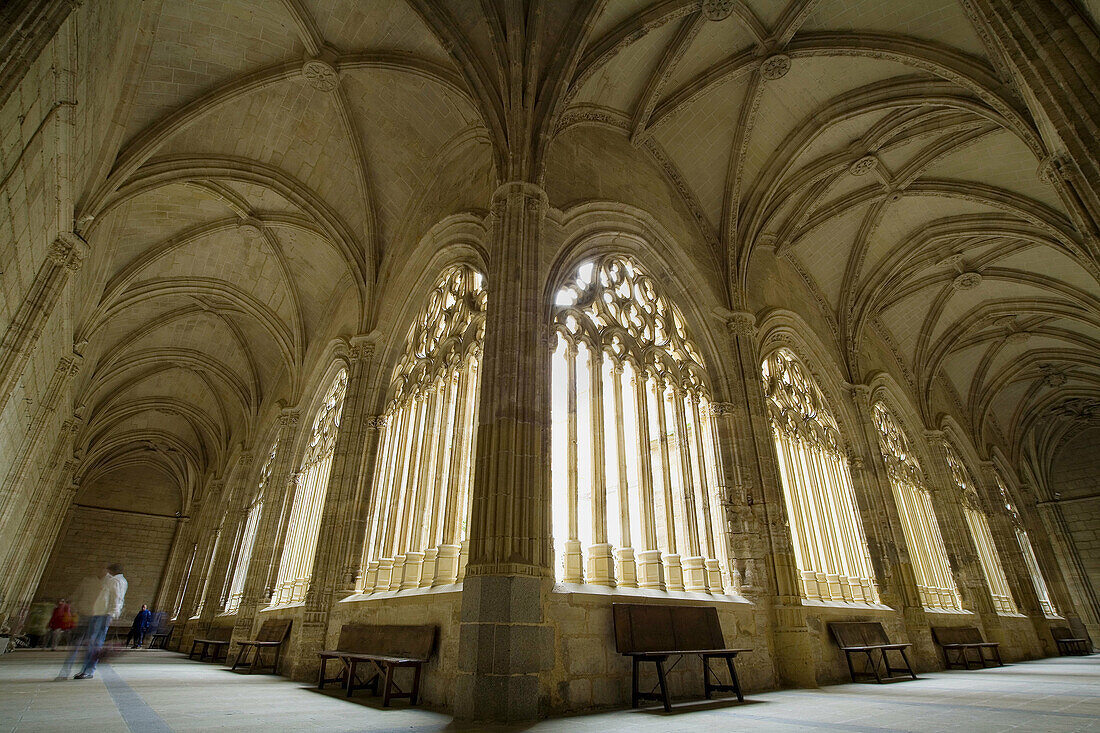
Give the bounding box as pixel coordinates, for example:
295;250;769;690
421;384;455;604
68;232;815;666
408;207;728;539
47;600;75;649
58;564;127;680
125;604;152;648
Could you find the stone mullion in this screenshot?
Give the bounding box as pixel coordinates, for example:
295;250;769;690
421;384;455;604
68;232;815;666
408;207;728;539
654;377;683;590
456;181;551;721
610;361;637;587
402;383;442;589
722;312;814;687
0;233;87;415
233;409;299;638
204;454;255;620
671;386;705;591
421;375;456;588
631;369;662;589
180;484;226;623
390;393;427;589
375;401;412;589
779;436;821;598
976;464;1041;620
361;413;395;589
434;364;470;586
561;345;583;583
921;432;997;621
585;345;614;585
455;353;482;580
689;396;720;591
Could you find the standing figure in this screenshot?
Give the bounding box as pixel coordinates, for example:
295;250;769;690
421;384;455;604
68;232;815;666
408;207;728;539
47;600;75;649
125;605;152;648
70;564;127;680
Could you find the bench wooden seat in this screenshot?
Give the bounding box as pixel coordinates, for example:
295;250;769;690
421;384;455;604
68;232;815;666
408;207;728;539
931;626;1002;669
230;619;292;674
317;624;436;706
149;624;174;649
829;622;916;683
189;626;233;662
1051;626;1091;655
613;603;751;713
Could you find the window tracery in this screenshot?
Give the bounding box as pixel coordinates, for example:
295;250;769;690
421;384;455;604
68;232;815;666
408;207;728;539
361;264;486;592
271;369;347;605
762;348;877;603
550;255;732;593
871;402;961;610
943;443;1016;614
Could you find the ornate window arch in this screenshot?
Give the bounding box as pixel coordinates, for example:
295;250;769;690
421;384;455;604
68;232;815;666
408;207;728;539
271;368;347;605
994;471;1055;615
550;254;732;593
361;263;486;593
224;439;277;613
942;442;1016;614
872;402;961;610
761;348;877;603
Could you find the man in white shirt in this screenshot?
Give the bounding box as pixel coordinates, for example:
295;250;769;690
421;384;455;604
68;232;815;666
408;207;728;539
73;563;127;679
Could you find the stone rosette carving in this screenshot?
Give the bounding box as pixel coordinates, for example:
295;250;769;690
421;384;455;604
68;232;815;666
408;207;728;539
1038;363;1068;388
1004;330;1030;345
302;58;339;91
952;271;982;290
238;218;263;240
760;54;791;80
726;312;756;337
849;155;878;176
702;0;734;21
365;415;388;430
1048;397;1100;424
48;232;89;270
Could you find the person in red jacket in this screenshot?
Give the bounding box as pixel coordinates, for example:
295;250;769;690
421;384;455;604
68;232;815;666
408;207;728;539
47;599;75;649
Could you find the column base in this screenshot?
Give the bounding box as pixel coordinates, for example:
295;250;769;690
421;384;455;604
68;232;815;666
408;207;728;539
704;558;723;593
586;543;616;586
637;549;665;590
419;548;439;588
402;552;424;590
389;556;406;591
433;544;461;586
363;561;378;593
664;553;685;591
615;546;638;588
374;558;393;592
562;539;584;584
682;555;707;591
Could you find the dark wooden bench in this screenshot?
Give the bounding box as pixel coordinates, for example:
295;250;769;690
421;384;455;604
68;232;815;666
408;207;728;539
149;624;174;649
829;622;916;683
230;619;292;673
317;624;436;705
612;603;751;713
1052;626;1091;655
931;626;1002;669
188;625;232;662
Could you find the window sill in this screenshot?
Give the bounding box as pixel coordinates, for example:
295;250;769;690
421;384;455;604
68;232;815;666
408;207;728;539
1045;613;1065;620
261;601;305;613
801;598;894;612
552;582;751;605
341;583;464;603
997;611;1029;619
215;611;238;620
922;606;975;615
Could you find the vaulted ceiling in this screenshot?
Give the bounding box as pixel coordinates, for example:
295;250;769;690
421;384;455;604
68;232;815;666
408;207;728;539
64;0;1100;509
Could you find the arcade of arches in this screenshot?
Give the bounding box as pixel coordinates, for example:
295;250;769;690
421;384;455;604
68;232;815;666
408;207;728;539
1;0;1098;723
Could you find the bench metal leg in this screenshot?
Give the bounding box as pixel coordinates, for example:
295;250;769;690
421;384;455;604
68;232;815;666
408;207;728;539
631;657;641;708
382;663;395;707
868;651;883;683
725;655;743;702
843;650;858;682
654;658;671;713
898;648;916;679
410;663;422;706
231;644;247;671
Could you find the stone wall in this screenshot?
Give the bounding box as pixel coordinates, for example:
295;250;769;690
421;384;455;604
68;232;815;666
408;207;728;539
1048;427;1100;638
35;505;175;620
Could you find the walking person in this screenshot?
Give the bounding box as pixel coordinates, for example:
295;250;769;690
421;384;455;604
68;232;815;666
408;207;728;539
125;604;152;648
47;599;75;649
66;564;127;680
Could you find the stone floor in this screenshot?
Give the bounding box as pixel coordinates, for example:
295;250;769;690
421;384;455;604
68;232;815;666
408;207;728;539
0;649;1097;732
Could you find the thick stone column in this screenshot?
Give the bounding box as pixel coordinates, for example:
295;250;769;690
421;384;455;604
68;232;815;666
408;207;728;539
177;481;227;645
454;182;554;722
232;408;300;641
844;386;935;664
0;234;87;414
965;0;1100;246
290;335;381;675
721;312;815;687
154;517;189;613
920;432;999;628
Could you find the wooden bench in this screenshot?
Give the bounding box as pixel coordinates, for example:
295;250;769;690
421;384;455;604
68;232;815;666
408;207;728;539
828;622;916;683
931;626;1002;669
1052;625;1091;655
149;624;174;649
317;624;436;706
612;603;751;713
188;626;233;662
230;619;292;674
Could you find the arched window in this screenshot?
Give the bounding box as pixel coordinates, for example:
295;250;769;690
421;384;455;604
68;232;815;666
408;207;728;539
943;443;1016;614
995;472;1056;616
872;402;961;610
271;369;347;605
361;264;486;592
761;348;877;603
224;440;277;613
550;255;731;593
